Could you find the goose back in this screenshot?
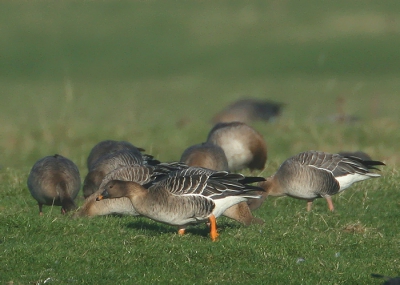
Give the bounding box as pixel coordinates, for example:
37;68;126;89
212;98;284;124
207;122;267;171
27;154;81;214
180;142;229;171
83;149;157;198
87;140;144;171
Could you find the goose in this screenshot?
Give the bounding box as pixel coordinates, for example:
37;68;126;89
86;140;145;171
27;154;81;215
253;150;385;212
180;147;265;225
83;148;159;198
180;142;229;171
76;162;186;217
212;98;284;124
96;168;264;241
207;122;267;171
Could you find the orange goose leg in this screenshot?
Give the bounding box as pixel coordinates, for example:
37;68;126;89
325;196;335;211
306;200;313;212
209;215;219;241
178;228;186;236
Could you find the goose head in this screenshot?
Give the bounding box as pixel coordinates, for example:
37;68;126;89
96;180;144;201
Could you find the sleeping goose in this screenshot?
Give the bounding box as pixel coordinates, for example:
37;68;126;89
206;122;267;171
96;168;264;241
253;150;385;212
27;154;81;215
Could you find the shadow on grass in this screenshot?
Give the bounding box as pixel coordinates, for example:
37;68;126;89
124;218;243;238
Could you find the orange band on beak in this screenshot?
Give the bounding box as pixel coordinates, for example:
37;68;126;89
96;195;104;201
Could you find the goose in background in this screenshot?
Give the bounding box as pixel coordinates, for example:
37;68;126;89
212;98;284;124
27;154;81;215
207;121;267;172
83;144;159;198
251;150;385;212
86;140;145;171
180;142;229;171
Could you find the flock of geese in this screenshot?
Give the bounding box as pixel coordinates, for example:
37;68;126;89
27;120;385;241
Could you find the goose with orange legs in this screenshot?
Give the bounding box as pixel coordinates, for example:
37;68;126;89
251;151;385;212
96;168;264;241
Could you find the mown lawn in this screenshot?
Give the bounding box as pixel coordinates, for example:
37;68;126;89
0;1;399;284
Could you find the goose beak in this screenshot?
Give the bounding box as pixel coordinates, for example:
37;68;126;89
96;195;104;201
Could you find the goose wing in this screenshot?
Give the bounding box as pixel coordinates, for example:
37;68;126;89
295;151;384;178
155;169;264;199
98;165;163;191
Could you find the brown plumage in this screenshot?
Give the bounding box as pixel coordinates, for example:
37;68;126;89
77;195;137;217
27;154;81;215
180;142;229;171
207;122;267;171
249;150;385;212
212;98;284;124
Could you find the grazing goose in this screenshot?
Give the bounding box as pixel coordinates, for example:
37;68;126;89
96;168;264;241
83;148;159;198
179;147;265;225
180;142;229;171
27;154;81;215
77;195;138;217
76;163;185;217
212;98;284;124
253;150;385;212
207;122;267;171
87;140;145;171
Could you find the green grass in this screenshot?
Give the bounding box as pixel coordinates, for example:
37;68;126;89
1;1;400;284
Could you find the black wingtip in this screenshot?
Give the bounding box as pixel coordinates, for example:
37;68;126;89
345;155;386;169
240;176;266;184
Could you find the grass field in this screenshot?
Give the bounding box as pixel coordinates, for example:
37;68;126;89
1;1;399;284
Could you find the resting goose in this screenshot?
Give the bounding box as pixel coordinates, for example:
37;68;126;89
96;168;264;241
27;154;81;215
254;150;385;212
206;122;267;171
